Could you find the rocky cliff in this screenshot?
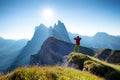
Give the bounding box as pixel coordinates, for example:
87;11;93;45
30;37;94;65
95;49;120;64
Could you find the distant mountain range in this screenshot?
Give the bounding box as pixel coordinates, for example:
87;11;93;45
69;32;120;50
0;20;120;72
0;37;28;72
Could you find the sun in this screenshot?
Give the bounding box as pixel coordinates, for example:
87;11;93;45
40;8;57;27
42;8;54;20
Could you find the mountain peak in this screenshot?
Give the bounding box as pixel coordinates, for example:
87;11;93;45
53;21;71;42
95;32;109;35
35;24;47;30
57;20;62;24
94;32;109;37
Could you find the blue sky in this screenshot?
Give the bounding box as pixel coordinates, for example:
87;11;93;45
0;0;120;39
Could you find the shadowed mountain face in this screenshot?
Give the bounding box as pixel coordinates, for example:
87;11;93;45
30;37;94;65
95;49;120;64
94;49;112;60
107;50;120;64
8;21;71;70
0;37;28;72
69;32;120;50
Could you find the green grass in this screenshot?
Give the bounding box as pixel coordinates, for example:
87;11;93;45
0;52;120;80
0;66;104;80
67;52;120;80
89;56;120;71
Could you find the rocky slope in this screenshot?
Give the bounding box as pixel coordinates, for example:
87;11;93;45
30;37;94;65
106;50;120;64
95;49;120;65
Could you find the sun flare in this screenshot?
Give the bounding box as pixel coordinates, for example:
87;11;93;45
42;8;54;20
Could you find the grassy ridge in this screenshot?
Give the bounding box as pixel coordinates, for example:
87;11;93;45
0;66;104;80
67;52;120;80
0;52;120;80
89;56;120;71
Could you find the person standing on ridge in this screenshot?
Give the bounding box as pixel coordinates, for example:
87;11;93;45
74;36;82;53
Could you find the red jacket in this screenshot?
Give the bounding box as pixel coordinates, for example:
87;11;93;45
74;37;81;45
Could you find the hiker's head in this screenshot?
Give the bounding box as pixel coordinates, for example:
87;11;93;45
77;36;79;38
